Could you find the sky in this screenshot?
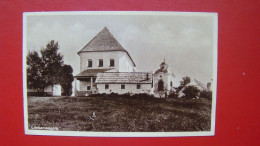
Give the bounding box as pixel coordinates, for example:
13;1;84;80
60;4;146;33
25;12;217;84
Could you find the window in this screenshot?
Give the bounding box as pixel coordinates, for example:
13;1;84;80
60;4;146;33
110;59;114;67
121;84;125;89
137;84;141;89
87;86;91;90
105;84;109;89
170;81;173;87
88;59;92;67
158;80;164;91
99;59;103;67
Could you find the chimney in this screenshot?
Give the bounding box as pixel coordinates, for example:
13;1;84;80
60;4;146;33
207;82;211;91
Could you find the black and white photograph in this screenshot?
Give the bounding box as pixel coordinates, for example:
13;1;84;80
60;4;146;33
23;11;218;137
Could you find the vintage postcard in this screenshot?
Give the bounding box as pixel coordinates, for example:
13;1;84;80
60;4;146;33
23;11;218;137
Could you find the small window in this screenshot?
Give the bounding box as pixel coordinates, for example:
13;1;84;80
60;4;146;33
110;59;114;67
87;86;91;90
88;59;92;67
99;59;103;67
105;84;109;89
137;84;141;89
121;84;125;89
170;81;173;87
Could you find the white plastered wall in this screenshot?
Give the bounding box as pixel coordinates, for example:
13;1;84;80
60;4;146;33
79;51;135;72
97;83;151;94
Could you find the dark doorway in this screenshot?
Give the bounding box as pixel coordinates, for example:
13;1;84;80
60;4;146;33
158;80;164;91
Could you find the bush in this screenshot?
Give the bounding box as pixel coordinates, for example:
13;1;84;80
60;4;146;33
168;90;178;98
27;92;52;97
200;90;212;100
182;86;200;99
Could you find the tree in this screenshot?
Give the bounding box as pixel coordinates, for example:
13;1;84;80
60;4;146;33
41;40;64;85
200;90;212;100
26;51;45;92
60;65;74;96
175;76;191;93
27;40;73;95
182;85;200;99
180;76;191;87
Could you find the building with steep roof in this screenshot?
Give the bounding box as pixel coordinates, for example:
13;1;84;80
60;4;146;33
74;27;137;96
74;27;176;97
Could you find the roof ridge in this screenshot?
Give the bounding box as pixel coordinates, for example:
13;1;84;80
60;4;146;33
78;27;126;54
77;27;108;54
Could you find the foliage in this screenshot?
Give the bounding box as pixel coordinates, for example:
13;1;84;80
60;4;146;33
41;40;64;85
60;65;74;96
175;76;191;93
182;85;200;99
180;76;191;87
168;90;178;98
27;40;73;95
26;51;45;92
200;90;212;100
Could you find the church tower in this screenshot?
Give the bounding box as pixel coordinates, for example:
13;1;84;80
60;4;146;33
152;60;175;98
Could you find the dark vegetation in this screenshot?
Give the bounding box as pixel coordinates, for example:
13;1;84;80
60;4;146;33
200;90;212;100
28;94;212;132
174;76;191;93
27;40;73;96
182;86;200;99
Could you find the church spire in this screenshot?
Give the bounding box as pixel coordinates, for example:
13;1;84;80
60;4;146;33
160;59;168;70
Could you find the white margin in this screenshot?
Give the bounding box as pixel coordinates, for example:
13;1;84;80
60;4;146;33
23;11;218;137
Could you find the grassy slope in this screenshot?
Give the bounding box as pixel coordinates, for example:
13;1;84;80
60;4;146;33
27;96;211;132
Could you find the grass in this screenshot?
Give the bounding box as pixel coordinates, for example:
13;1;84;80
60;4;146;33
27;96;212;132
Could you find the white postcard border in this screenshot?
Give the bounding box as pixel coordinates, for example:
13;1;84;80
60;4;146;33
23;11;218;137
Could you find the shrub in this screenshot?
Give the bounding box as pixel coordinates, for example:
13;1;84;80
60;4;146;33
200;90;212;100
27;92;52;97
168;90;178;98
182;86;200;99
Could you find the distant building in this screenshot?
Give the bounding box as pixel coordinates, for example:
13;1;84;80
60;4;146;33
74;27;176;97
178;79;212;98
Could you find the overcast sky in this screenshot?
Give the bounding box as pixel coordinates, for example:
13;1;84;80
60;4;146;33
25;12;217;84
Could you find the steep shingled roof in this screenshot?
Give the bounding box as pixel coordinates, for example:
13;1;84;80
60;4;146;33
193;79;207;90
96;72;152;84
77;27;136;66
